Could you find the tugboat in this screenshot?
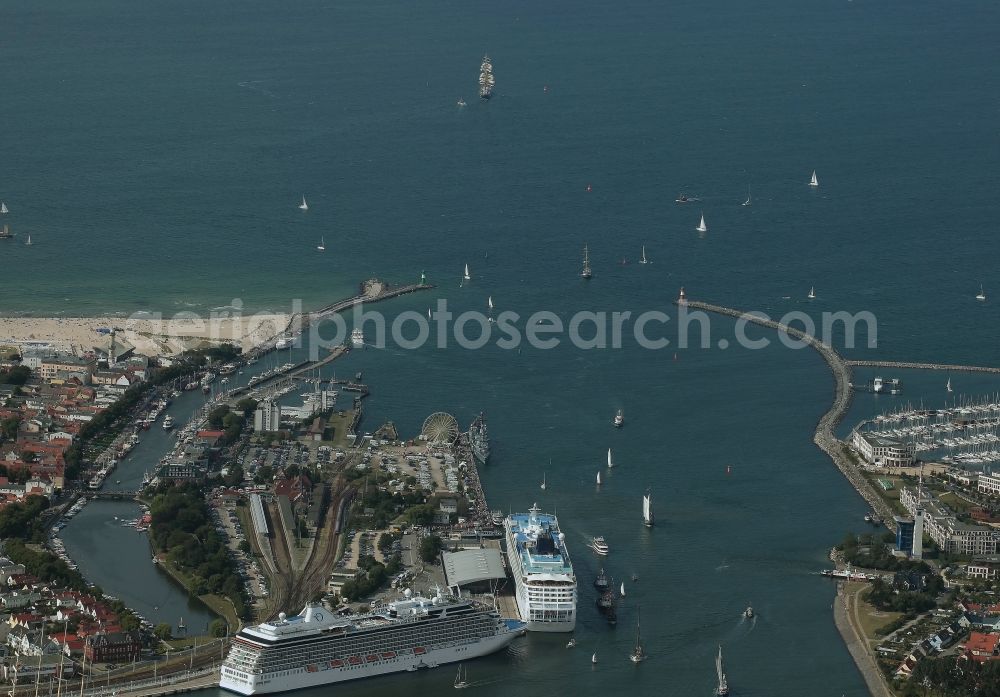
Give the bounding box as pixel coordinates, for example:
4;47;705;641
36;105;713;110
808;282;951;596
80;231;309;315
479;55;495;100
614;409;624;428
594;568;610;591
744;603;754;620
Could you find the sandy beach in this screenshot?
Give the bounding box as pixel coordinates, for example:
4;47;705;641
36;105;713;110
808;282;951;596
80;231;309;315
0;314;291;358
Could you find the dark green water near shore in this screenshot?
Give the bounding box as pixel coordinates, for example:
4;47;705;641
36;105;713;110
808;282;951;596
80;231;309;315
7;0;1000;694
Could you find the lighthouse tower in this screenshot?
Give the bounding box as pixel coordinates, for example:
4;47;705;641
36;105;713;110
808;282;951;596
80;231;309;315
678;287;687;305
912;466;924;560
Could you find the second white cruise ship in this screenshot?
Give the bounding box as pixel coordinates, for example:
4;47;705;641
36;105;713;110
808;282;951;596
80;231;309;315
504;503;577;632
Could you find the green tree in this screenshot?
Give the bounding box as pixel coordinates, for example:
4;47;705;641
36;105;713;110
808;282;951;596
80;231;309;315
209;619;228;637
0;366;31;386
238;540;252;555
1;416;20;440
153;623;173;641
235;398;258;416
208;405;231;429
254;465;274;485
419;535;442;563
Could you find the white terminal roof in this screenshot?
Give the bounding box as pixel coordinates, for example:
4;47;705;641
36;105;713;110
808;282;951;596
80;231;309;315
442;548;506;586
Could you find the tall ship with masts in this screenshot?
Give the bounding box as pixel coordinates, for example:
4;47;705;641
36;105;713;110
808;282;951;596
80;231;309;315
468;412;490;464
219;592;524;694
479;55;495;100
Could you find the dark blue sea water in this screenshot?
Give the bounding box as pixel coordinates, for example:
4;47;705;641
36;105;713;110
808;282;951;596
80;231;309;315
5;0;1000;694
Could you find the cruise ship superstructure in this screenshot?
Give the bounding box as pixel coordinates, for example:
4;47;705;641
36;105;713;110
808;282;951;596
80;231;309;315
504;503;577;632
220;591;524;695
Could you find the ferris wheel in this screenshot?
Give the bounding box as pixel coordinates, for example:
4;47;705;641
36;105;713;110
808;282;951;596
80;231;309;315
421;412;460;444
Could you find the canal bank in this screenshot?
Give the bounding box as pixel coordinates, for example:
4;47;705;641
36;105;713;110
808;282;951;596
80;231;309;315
58;498;215;634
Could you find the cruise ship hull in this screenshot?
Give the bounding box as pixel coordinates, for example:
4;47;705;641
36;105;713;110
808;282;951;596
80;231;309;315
220;629;519;695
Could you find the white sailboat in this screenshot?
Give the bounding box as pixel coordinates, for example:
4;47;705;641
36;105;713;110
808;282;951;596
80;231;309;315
24;234;32;246
696;213;708;233
742;185;751;206
807;286;816;300
464;263;471;282
298;195;309;211
607;448;614;468
454;664;468;689
629;608;646;663
977;284;986;301
809;170;819;187
639;245;648;264
596;471;602;485
540;473;546;490
591;651;598;665
620;581;626;597
946;378;953;393
316;236;325;251
0;202;7;214
716;645;730;696
427;308;432;319
487;295;495;323
643;488;654;527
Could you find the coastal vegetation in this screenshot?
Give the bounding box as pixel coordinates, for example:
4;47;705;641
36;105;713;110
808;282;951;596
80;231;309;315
0;494;49;542
908;656;1000;697
147;482;249;619
839;532;935;572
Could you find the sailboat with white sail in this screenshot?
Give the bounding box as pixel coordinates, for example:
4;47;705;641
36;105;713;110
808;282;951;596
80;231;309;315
643;488;654;527
639;245;648;264
540;472;546;491
596;471;601;486
0;202;7;214
619;581;626;598
299;195;309;211
464;263;471;282
317;236;325;251
454;664;468;689
977;284;986;301
696;213;708;233
809;170;819;187
742;185;751;206
808;286;816;300
629;608;646;663
607;448;614;468
947;378;953;393
24;234;32;246
715;645;730;696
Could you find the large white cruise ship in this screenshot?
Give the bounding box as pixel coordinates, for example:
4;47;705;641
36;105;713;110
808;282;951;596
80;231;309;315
504;503;577;632
220;590;524;695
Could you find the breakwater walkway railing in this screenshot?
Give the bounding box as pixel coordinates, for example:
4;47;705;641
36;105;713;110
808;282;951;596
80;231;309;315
845;359;1000;374
679;300;895;523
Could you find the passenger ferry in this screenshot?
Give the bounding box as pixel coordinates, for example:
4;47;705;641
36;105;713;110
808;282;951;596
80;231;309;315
504;503;577;633
220;591;524;694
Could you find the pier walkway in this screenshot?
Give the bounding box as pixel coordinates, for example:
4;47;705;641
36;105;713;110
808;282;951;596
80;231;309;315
845;359;1000;374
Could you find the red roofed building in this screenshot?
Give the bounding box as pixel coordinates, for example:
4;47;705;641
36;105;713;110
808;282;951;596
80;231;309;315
196;430;226;446
964;632;1000;662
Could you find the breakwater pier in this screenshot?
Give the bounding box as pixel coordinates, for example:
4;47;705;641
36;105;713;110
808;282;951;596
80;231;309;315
677;299;1000;526
678;300;894;523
